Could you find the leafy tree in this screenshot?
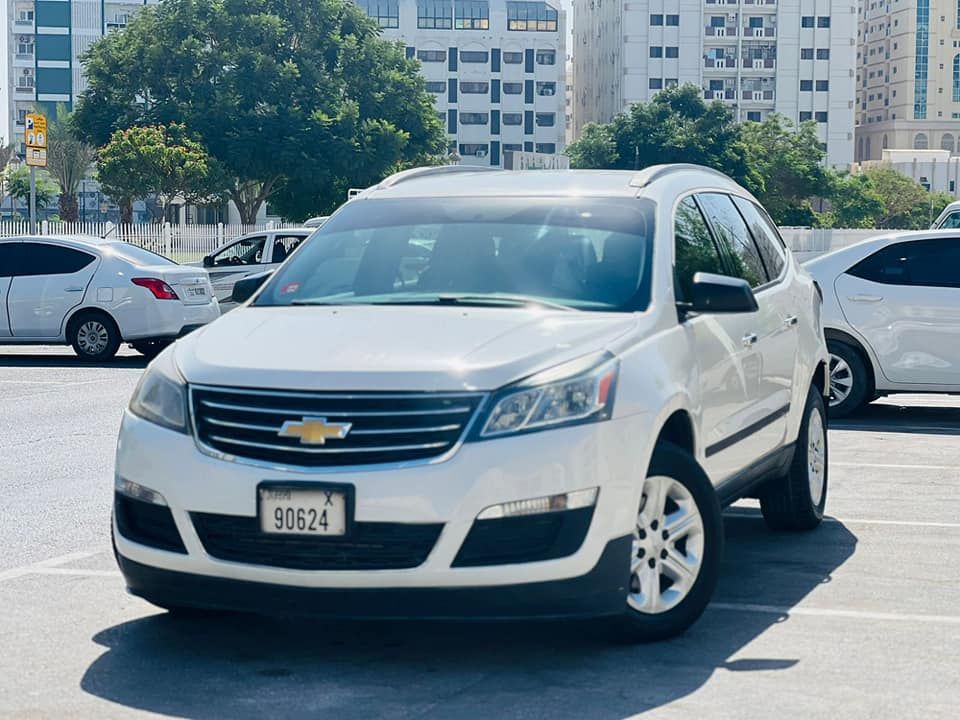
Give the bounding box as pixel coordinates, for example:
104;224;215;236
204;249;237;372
861;167;942;229
73;0;446;222
567;123;617;169
96;124;228;223
4;165;59;216
817;172;885;229
46;105;96;222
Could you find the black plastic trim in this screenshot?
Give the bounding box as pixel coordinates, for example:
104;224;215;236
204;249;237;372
705;404;790;458
114;493;187;554
715;443;795;507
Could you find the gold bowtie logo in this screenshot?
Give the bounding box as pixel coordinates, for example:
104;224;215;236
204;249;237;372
278;417;352;445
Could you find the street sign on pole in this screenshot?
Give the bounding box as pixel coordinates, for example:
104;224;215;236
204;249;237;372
25;112;47;233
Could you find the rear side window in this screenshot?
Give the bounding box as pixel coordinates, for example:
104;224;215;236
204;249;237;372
0;242;19;276
937;212;960;229
673;197;727;302
696;193;768;288
731;196;786;279
848;239;960;288
18;243;96;277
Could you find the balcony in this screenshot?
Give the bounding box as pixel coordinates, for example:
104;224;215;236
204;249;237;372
14;85;35;99
705;25;738;38
13;53;34;68
743;0;777;4
704;57;737;69
743;26;776;37
13;19;34;32
704;89;737;101
742;58;776;71
741;90;775;102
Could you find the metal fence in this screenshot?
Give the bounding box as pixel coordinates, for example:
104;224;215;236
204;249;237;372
0;220;301;263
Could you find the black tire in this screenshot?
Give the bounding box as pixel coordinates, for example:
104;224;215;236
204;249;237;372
759;385;828;532
612;442;723;643
68;311;121;362
131;339;172;359
827;340;869;418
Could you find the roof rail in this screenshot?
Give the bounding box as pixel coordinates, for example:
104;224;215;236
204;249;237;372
629;164;735;189
376;164;501;189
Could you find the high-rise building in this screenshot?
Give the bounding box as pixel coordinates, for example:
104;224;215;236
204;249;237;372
369;0;567;166
7;0;159;155
572;0;857;167
855;0;960;159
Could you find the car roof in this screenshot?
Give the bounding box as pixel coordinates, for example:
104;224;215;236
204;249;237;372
805;228;960;272
0;234;112;249
356;165;746;201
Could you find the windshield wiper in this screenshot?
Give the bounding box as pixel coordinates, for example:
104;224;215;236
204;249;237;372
433;294;574;311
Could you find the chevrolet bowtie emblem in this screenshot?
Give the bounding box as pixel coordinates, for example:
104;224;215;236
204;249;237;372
278;417;352;445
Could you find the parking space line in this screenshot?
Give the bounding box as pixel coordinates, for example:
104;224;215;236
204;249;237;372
725;510;960;529
31;568;121;578
0;379;116;386
0;551;99;583
710;602;960;626
832;461;957;471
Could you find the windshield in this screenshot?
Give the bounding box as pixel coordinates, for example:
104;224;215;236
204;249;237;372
255;197;656;312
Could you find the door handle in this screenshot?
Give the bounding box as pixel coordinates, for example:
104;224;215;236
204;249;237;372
64;286;84;292
742;333;758;348
784;315;799;327
847;294;883;303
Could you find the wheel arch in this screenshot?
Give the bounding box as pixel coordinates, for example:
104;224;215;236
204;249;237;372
652;407;696;458
824;327;876;396
64;306;123;342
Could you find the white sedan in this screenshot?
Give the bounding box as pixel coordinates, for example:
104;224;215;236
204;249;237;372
805;230;960;416
0;235;219;361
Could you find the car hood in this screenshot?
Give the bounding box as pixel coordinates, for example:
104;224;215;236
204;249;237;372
174;305;641;391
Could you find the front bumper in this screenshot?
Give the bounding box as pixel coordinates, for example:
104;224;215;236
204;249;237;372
117;535;632;620
114;408;652;615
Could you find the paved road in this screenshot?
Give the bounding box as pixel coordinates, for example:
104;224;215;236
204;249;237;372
2;347;959;719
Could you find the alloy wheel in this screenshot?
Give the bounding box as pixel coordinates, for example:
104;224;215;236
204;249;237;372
807;407;826;507
828;353;853;408
77;321;109;356
628;475;705;615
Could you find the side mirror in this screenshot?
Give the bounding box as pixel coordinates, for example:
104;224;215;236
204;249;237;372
202;255;214;268
684;272;759;315
231;271;273;304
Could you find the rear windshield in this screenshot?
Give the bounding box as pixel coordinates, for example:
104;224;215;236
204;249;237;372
255;197;656;312
102;242;176;266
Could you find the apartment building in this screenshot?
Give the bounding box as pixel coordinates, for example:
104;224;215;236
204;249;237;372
856;0;960;159
365;0;567;165
7;0;159;155
572;0;857;167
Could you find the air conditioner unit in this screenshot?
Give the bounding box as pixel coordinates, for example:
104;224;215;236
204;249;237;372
23;69;33;76
753;27;763;37
716;26;726;36
753;59;764;69
18;36;32;43
728;13;737;20
476;149;488;158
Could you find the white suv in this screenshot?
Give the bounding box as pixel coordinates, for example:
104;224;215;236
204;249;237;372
113;165;829;641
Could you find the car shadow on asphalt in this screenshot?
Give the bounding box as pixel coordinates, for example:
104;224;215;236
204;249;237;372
0;353;148;369
80;514;857;719
830;401;960;435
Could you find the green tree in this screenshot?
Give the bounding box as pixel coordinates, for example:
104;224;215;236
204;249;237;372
96;124;229;223
862;167;939;229
73;0;445;222
818;172;885;229
4;166;59;216
567;123;617;169
46;105;96;222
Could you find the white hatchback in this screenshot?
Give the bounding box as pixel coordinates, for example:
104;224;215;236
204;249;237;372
114;165;828;641
0;236;219;361
806;230;960;416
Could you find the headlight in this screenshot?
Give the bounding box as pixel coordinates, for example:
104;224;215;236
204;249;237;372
477;352;619;439
128;350;189;433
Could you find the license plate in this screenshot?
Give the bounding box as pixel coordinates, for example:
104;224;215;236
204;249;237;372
186;286;206;297
259;487;347;536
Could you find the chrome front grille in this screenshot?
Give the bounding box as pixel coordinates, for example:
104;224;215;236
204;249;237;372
191;386;485;467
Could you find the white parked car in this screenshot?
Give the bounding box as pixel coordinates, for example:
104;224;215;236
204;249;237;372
198;228;313;311
806;230;960;416
0;236;219;361
114;165;829;641
931;200;960;229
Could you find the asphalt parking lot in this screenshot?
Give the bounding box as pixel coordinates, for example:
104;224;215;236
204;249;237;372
2;345;959;719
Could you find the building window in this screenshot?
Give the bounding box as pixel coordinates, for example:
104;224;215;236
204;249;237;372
665;46;679;58
535;143;556;153
535;112;556;126
461;81;490;93
16;9;34;22
649;78;663;89
16;74;34;89
801;15;814;27
417;0;453;28
16;41;33;58
665;78;679;88
801;48;814;59
749;16;763;28
800;79;813;91
710;16;724;27
357;0;399;28
953;55;960;101
816;80;829;91
460;112;490;124
747;111;762;121
417;49;447;62
503;82;523;94
16;109;27;125
506;2;558;31
799;111;813;121
816;49;830;60
459;50;490;63
425;81;446;93
503;143;523;152
817;16;831;27
536;49;556;64
914;0;930;118
536;81;557;96
650;13;663;25
666;14;679;25
942;133;955;151
914;132;929;149
503;51;524;64
455;0;490;29
459;143;490;156
502;112;523;125
815;111;828;122
650;46;663;58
